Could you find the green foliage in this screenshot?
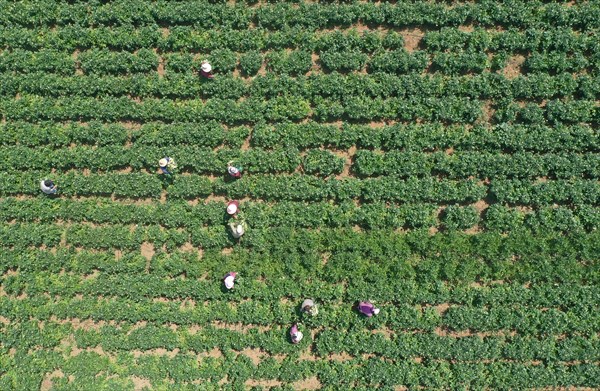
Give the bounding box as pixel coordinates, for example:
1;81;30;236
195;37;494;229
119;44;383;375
266;50;312;75
1;1;599;390
442;205;479;230
239;50;263;75
208;48;238;73
302;150;345;177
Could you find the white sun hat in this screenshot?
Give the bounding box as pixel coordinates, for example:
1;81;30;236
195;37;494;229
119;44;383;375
236;224;244;235
295;331;303;341
226;203;238;215
159;158;168;167
373;308;380;315
201;62;212;72
224;275;235;289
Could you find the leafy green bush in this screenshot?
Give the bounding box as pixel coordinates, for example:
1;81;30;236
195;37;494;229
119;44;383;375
239;50;263;75
442;205;479;230
266;50;312;75
208;48;238;73
302;149;345;177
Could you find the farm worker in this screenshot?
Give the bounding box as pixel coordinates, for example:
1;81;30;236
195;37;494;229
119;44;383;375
226;200;239;216
229;218;247;239
290;323;303;344
200;60;214;79
159;157;177;175
358;301;380;317
227;161;242;179
224;272;237;290
40;179;57;195
301;299;318;316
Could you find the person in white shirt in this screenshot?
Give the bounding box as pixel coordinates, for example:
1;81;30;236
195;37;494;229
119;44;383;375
229;218;247;239
301;299;318;316
223;272;237;290
40;179;57;195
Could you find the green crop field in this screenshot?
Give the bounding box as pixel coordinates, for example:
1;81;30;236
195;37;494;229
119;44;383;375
1;0;599;390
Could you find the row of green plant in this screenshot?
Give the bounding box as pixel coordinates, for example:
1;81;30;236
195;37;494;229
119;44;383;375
4;196;599;232
4;72;597;102
0;145;325;175
2;346;597;391
490;179;600;206
5;316;598;365
4;121;596;154
2;1;599;30
0;48;161;75
1;120;231;148
1;288;598;336
353;150;600;179
2;24;599;55
494;98;599;125
423;26;599;52
1;94;495;123
2;226;598;283
2;171;487;203
5;144;600;179
254;122;600;152
3;247;598;308
0;198;436;229
2;47;598;78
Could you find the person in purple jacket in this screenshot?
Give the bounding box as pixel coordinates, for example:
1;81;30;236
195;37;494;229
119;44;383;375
358;301;380;317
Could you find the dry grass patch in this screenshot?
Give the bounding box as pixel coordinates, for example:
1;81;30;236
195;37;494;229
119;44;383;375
221;247;233;255
503;55;525;79
244;379;282;388
132;348;179;359
329;352;353;362
131;376;152;391
41;369;65;391
198;347;223;359
239;347;263;366
400;28;425;52
293;376;322;390
141;243;154;272
434;327;472;338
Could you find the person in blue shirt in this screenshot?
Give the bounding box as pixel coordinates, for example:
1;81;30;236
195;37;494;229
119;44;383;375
159;157;177;175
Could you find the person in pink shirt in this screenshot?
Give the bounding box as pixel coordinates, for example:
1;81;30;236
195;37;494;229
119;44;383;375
290;323;303;344
200;60;214;79
227;161;242;179
226;200;239;216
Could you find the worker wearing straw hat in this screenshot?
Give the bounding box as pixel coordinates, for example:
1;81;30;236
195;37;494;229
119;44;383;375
158;157;177;175
200;60;214;79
